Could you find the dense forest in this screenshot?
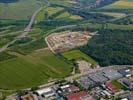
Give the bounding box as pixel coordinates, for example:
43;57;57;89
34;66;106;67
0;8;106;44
0;0;19;3
80;29;133;66
75;0;117;9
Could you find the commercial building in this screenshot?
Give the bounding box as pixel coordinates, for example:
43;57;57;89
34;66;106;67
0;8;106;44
89;73;108;83
21;93;38;100
36;87;55;98
79;76;95;89
66;91;93;100
118;68;132;77
103;69;122;80
60;84;80;94
105;82;119;93
122;79;133;90
128;95;133;100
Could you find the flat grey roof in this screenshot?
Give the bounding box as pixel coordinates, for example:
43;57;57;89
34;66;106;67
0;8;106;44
89;73;108;83
103;69;122;80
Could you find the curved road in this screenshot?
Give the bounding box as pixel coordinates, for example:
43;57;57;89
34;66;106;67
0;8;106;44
0;4;46;53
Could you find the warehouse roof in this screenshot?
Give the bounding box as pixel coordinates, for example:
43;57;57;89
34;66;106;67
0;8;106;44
118;68;131;77
103;69;122;80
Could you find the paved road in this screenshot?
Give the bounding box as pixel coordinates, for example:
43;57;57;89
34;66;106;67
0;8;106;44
0;7;43;53
3;65;132;99
0;0;51;53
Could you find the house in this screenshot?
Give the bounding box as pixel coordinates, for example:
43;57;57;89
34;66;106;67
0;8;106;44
66;91;92;100
36;87;55;98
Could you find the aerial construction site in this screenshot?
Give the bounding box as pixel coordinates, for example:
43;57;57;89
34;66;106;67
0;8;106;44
45;31;97;53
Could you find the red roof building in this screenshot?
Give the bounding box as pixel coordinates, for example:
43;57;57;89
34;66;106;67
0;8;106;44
21;94;35;100
105;82;119;93
66;91;89;100
67;85;80;92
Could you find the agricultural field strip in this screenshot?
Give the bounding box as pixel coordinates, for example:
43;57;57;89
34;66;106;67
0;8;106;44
101;0;133;9
35;6;64;22
0;49;72;89
109;13;133;22
0;0;41;19
0;30;23;37
89;12;127;18
0;3;46;53
0;25;15;30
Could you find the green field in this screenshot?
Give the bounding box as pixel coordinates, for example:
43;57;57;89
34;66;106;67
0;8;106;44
94;12;126;18
111;80;125;89
35;6;82;23
63;50;97;65
0;49;73;89
0;0;133;91
0;0;40;19
102;0;133;9
55;11;82;20
35;6;64;22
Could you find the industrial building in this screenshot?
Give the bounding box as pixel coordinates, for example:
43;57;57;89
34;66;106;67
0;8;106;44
36;87;55;98
66;91;93;100
105;82;120;93
122;79;133;90
60;84;80;95
79;76;95;89
118;68;132;77
102;69;122;80
89;73;108;83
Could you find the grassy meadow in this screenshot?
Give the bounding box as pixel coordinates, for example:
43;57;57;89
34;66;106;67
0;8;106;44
0;0;40;20
0;0;133;91
0;49;73;89
35;6;82;23
102;0;133;9
63;50;97;65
